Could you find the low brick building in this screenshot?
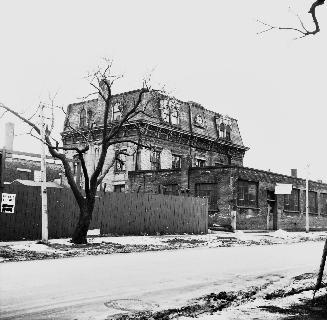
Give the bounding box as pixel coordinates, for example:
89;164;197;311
128;165;327;231
0;149;63;186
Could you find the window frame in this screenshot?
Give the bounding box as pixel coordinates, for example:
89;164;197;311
112;103;122;121
195;158;206;167
284;188;300;212
195;183;218;211
237;180;258;208
80;108;87;127
160;100;180;125
150;150;161;171
172;154;182;169
114;184;125;193
114;150;127;172
320;193;327;215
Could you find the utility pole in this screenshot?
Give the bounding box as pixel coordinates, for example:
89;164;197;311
40;105;48;242
305;164;310;233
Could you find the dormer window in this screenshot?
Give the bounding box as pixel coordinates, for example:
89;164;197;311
160;100;180;125
216;116;232;140
219;122;225;138
226;125;231;140
112;103;122;121
80;108;86;127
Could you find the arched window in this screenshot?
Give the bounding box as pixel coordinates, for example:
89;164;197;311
80;108;86;127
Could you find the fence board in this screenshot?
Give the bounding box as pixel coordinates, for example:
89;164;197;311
0;186;208;240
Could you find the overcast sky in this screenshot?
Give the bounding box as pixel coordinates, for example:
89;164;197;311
0;0;326;181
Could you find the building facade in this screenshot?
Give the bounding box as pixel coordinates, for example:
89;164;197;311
62;89;248;191
128;166;327;231
0;149;63;186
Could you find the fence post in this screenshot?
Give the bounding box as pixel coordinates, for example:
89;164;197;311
231;209;237;231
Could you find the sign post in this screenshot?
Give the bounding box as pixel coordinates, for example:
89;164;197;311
306;164;310;233
40;105;48;243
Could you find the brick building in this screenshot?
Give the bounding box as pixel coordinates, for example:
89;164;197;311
63;89;327;230
62;89;247;191
128;166;327;231
0;123;63;187
0;149;63;186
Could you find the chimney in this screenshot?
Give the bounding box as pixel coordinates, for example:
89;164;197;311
4;122;14;154
291;169;297;178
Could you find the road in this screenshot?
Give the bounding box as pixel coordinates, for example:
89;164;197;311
0;241;325;319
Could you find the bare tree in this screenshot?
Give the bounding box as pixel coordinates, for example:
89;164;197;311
257;0;325;39
0;60;158;244
257;0;326;298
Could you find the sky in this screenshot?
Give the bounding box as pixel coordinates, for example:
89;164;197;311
0;0;326;181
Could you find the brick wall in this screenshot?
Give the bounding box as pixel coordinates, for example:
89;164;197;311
3;157;62;183
128;165;327;231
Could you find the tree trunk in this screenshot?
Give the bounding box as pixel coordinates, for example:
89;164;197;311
72;205;92;244
314;238;327;298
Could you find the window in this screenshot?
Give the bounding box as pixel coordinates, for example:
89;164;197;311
163;184;179;196
114;184;125;193
216;117;232;140
320;193;327;215
195;183;218;210
112;103;122;121
80;108;86;127
237;180;258;207
219;122;225;138
87;109;93;125
172;155;182;169
195;159;206;167
284;188;300;211
150;150;161;170
309;191;318;213
160;100;180;125
303;191;318;213
225;125;231;140
115;150;126;172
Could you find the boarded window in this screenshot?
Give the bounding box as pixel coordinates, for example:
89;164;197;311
195;183;218;210
309;191;318;213
284;188;300;211
320;193;327;215
237;180;258;207
163;184;179;196
303;191;318;213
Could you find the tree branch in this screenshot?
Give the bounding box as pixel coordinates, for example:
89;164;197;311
257;1;325;38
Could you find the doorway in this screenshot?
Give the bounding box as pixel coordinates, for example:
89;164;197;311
267;190;277;230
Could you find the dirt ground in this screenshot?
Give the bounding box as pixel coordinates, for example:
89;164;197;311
0;230;326;263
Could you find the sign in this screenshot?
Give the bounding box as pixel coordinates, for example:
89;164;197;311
1;193;16;213
275;183;292;195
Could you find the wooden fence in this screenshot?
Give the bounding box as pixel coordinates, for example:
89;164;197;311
0;185;208;241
